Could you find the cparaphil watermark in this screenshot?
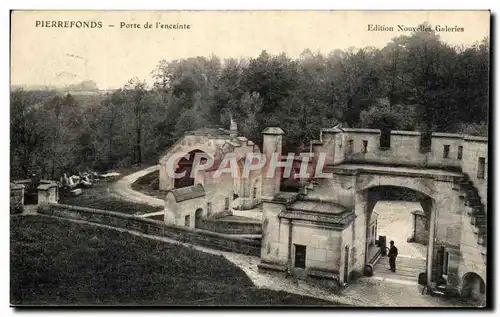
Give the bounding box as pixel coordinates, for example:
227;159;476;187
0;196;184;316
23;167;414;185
165;152;333;179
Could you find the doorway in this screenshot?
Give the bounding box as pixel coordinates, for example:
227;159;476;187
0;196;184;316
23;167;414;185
366;186;430;281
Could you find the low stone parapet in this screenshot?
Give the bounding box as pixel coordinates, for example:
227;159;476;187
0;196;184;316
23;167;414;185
197;218;262;235
39;203;261;257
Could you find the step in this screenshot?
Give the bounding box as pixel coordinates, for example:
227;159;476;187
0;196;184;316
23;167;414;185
466;189;479;196
466;198;482;206
473;227;486;235
477;235;487;246
374;262;425;269
376;257;426;265
373;265;425;275
374;261;425;267
470;215;486;226
467;206;485;216
374;263;426;271
373;271;419;282
374;270;423;279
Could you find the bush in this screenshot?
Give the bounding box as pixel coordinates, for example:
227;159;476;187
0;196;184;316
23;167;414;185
454;122;488;137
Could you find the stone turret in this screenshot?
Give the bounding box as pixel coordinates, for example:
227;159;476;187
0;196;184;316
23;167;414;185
261;127;285;200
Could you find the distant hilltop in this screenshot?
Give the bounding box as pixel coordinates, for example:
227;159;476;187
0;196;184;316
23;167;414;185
12;80;117;95
64;80;99;91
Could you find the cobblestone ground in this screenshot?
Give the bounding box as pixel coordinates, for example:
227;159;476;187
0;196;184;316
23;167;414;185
341;277;466;307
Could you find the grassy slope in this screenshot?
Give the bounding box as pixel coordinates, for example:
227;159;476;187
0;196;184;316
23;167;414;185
59;179;162;215
130;170;166;199
11;216;342;306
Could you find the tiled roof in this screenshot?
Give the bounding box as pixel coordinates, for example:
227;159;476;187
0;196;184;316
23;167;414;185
288;200;346;214
169;184;206;202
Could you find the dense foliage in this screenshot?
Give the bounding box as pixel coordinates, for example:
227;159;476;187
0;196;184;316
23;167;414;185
10;26;489;180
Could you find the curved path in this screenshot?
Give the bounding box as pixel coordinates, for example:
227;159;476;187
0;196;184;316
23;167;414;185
108;165;464;307
111;165;164;208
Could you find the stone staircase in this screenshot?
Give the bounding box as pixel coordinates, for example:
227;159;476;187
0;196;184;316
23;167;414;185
453;175;487;262
373;255;426;282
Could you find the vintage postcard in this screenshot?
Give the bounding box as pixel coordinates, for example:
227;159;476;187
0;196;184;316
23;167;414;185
10;10;490;307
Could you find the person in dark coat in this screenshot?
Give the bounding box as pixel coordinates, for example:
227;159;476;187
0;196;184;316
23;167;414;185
388;240;398;272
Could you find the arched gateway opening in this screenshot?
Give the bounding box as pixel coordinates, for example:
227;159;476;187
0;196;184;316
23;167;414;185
362;185;434;281
461;272;486;304
174;149;211;189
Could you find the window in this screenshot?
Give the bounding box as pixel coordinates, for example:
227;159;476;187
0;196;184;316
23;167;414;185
207;202;212;215
459;196;464;207
294;244;307;268
477;157;485;179
457;146;463;160
362;140;368;153
253;187;257;199
419;132;432;153
184;215;190;227
225;197;230;210
443;145;450;158
379;129;391;149
347;139;354;154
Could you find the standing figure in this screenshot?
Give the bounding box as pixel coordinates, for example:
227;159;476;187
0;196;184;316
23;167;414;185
388;240;398;272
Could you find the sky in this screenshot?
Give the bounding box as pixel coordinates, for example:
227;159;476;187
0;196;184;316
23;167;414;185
11;10;490;90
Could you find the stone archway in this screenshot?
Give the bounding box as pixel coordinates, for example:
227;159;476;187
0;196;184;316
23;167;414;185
194;208;203;228
174;149;211;189
366;185;431;249
359;184;437;285
461;272;486;302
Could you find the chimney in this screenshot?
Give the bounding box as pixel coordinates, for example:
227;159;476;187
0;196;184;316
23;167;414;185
261;127;285;200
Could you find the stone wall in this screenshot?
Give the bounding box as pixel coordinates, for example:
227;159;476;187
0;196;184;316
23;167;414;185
457;206;487;288
320;128;488;210
203;173;233;216
413;211;429;244
37;185;58;205
39;203;261;257
352;191;369;273
462;137;488;208
340;222;353;283
196;218;262;235
10;184;24;214
290;221;343;274
260;201;287;266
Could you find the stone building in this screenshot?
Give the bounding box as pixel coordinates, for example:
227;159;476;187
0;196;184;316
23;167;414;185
258;126;487;302
159;121;262;228
158;122;487;302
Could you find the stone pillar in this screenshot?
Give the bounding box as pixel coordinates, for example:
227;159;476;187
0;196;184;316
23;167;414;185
260;200;287;266
37;182;59;205
319;131;337;166
261;127;284;200
159;160;175;191
421;197;436;286
10;183;25;214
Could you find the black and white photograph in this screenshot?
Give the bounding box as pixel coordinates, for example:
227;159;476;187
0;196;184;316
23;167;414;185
9;10;491;308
